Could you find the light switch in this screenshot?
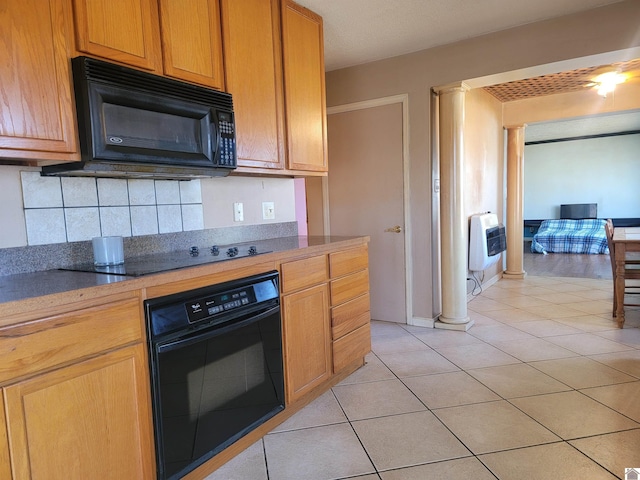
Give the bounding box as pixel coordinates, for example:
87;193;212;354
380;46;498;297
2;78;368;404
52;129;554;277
233;202;244;222
262;202;275;220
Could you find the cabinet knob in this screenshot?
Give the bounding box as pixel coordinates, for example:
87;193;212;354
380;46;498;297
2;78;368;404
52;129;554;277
384;225;402;233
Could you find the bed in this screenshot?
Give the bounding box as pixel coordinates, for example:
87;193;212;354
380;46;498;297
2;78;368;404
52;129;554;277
531;218;609;254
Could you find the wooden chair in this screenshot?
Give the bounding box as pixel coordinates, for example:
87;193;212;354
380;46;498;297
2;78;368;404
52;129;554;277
605;219;640;317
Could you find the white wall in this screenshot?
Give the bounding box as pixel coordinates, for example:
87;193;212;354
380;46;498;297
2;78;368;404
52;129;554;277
201;176;295;228
524;133;640;219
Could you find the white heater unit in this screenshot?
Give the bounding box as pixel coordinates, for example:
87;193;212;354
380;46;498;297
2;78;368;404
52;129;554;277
469;213;506;272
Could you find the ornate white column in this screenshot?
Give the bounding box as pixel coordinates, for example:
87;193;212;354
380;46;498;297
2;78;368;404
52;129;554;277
434;82;472;330
504;125;527;279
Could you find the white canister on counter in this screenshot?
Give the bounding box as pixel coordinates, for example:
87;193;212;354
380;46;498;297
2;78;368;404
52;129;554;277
92;236;124;266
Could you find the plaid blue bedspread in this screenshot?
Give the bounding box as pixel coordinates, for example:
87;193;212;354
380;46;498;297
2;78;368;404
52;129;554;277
531;219;609;254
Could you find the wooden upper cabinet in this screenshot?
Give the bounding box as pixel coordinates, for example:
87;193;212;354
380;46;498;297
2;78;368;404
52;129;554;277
0;0;78;161
159;0;225;90
221;0;285;169
71;0;163;72
281;0;327;172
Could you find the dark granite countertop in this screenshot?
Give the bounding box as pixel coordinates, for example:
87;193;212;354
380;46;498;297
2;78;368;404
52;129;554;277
0;236;368;318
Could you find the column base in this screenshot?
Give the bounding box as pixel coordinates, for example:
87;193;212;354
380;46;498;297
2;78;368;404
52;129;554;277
503;271;527;279
435;318;474;331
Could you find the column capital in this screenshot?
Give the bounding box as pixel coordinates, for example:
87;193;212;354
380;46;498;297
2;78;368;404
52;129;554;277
504;124;527;130
433;81;471;95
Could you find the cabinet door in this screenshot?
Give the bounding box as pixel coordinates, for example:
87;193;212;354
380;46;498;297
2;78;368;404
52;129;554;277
0;393;10;480
282;283;331;403
281;0;327;172
159;0;224;90
72;0;162;72
0;0;78;161
4;343;154;479
221;0;285;169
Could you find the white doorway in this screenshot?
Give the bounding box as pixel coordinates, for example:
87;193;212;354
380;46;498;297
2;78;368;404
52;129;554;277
324;96;411;323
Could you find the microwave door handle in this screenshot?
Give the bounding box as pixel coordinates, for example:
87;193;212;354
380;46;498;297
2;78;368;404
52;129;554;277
209;111;219;164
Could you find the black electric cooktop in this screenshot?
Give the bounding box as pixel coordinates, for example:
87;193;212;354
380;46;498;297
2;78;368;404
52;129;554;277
60;243;270;277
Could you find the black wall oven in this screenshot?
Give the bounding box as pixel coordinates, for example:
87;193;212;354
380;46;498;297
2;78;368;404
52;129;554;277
145;271;284;480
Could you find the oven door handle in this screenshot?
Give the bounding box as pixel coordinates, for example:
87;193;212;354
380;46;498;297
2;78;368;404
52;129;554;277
156;304;280;354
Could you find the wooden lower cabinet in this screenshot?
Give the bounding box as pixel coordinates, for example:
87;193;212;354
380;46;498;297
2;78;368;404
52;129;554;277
4;343;154;479
282;283;331;403
0;393;11;480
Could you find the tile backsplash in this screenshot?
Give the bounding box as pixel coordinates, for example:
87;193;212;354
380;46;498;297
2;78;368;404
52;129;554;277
21;172;204;245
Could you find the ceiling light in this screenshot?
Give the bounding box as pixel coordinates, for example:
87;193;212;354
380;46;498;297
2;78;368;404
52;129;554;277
593;71;627;98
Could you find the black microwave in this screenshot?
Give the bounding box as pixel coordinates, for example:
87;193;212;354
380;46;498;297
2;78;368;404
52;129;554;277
42;57;236;179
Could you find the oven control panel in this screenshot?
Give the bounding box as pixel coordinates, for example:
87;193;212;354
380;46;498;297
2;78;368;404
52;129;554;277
186;287;257;323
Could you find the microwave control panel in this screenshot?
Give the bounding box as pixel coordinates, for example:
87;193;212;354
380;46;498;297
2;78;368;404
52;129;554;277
218;112;236;167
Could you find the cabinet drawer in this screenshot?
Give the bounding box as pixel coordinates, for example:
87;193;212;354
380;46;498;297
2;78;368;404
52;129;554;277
330;269;369;306
281;255;328;293
0;296;143;384
332;323;371;373
329;246;368;279
331;293;370;340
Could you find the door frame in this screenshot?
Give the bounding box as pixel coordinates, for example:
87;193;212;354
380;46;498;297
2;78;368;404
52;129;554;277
325;94;414;324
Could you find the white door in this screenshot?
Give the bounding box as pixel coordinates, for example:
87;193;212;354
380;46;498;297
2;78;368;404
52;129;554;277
327;101;407;322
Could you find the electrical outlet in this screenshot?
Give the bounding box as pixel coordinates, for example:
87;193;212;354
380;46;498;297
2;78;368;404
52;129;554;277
262;201;275;220
233;202;244;222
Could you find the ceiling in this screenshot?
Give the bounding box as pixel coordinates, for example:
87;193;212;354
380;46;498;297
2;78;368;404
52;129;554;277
295;0;623;72
296;0;639;142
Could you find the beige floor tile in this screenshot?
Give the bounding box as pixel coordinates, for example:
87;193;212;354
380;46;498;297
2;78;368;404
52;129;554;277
564;300;616;315
554;314;619;332
433;400;559;454
570;429;640;478
511;319;584;337
467;297;512;312
595;327;640;348
511;391;639;440
264;423;375;480
478;308;548;324
544;332;634;355
468;324;536;344
479;442;618;480
377;349;458;377
407;327;485;349
491;337;577;362
370;320;410;337
570;288;613;300
352;410;471;471
543;282;591;293
435;343;520;370
380;457;495;480
521;303;585;318
467;363;570;398
531;292;589;304
589;350;640;378
337;353;396;385
205;440;267;480
498;295;554;308
530;356;637;388
467;309;503;326
581;381;640;422
270;390;347;433
403;371;500;408
478;286;524;300
371;333;429;355
332;379;425;421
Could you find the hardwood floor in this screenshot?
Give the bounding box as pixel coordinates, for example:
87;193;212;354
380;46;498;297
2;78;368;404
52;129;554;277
523;241;612;279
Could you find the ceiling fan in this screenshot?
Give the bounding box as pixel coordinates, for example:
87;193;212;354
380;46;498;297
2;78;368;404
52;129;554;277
583;62;640;97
